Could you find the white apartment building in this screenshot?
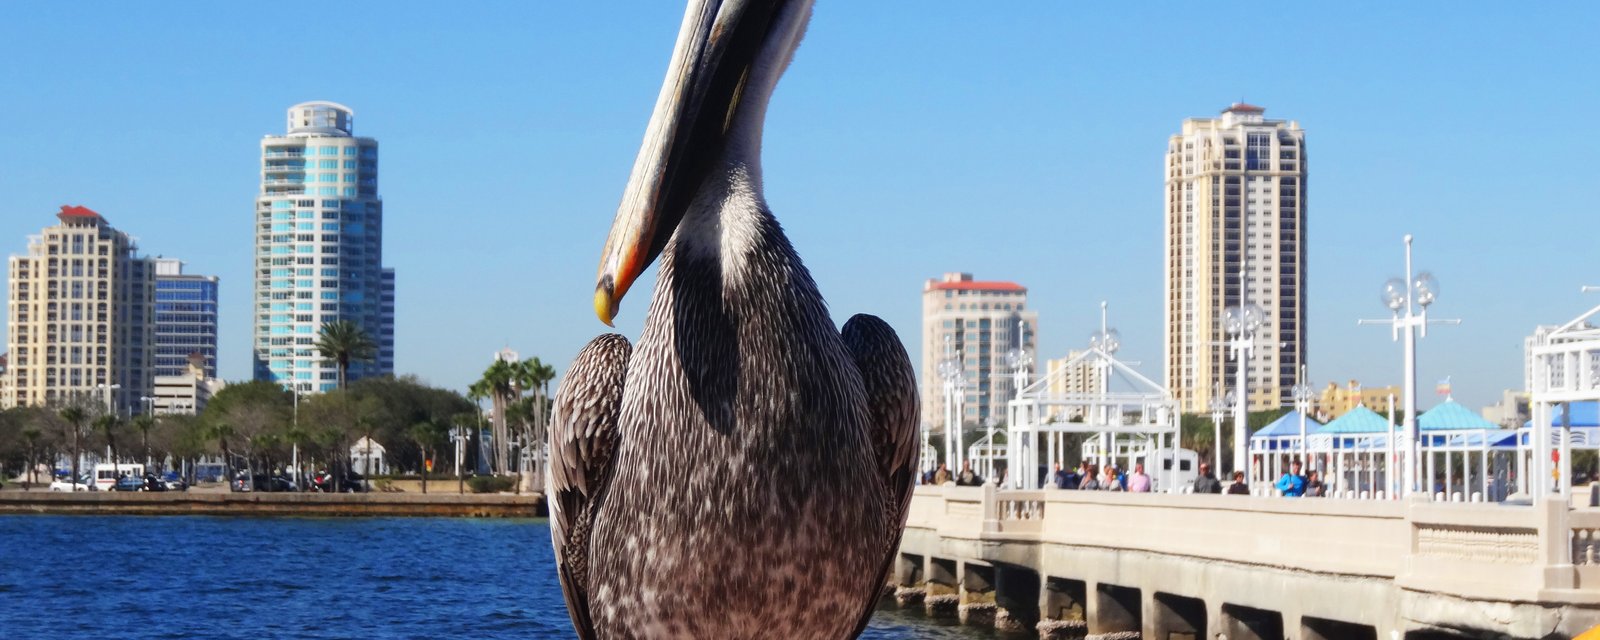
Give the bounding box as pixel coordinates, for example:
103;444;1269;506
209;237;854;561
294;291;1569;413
921;273;1039;429
1164;103;1307;414
4;206;155;411
253;101;395;393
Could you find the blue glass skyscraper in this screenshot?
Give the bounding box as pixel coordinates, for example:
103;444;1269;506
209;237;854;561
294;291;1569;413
152;258;218;379
253;101;395;392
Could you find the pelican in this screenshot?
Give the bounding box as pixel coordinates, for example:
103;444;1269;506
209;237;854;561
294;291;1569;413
549;0;919;637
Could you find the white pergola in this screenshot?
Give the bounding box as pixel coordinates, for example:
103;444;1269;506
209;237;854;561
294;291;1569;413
1525;295;1600;501
1004;336;1178;490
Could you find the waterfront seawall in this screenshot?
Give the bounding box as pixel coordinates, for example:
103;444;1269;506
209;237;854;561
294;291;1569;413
0;491;545;518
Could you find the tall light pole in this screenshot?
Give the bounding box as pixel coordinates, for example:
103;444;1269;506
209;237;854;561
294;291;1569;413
1291;365;1313;471
938;335;967;474
1089;303;1120;468
1358;235;1459;497
140;395;156;416
1004;343;1033;482
1208;383;1233;476
96;383;121;417
1222;303;1265;478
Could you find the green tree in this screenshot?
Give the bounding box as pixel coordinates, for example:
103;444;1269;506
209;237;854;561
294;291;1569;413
21;427;42;490
93;414;123;480
210;422;235;491
59;406;87;487
315;320;377;390
131;414;156;468
409;420;446;494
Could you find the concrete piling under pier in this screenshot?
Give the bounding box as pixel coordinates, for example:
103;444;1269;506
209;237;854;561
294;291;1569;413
895;485;1600;639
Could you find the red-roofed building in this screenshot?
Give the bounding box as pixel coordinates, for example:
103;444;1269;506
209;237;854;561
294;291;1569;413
5;206;156;411
921;273;1039;437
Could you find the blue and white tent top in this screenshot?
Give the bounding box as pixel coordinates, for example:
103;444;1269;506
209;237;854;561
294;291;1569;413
1252;410;1322;439
1418;399;1498;431
1314;405;1394;435
1523;400;1600;429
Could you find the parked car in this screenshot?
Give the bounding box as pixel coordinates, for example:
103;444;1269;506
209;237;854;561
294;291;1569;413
111;475;145;492
49;474;92;492
233;472;297;493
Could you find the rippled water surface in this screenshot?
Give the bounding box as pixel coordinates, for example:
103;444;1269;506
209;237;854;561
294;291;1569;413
0;516;992;639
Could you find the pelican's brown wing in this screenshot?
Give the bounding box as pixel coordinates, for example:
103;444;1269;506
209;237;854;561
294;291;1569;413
841;314;920;636
549;334;631;640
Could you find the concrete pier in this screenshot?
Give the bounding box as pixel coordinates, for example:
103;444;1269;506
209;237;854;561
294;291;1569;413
891;485;1600;639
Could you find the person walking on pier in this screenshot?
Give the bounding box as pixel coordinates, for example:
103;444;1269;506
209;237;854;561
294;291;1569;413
955;460;983;486
933;463;952;486
1305;470;1326;497
1193;463;1222;494
1100;465;1122;492
1275;460;1307;497
1226;471;1250;495
1126;463;1152;493
1078;464;1101;491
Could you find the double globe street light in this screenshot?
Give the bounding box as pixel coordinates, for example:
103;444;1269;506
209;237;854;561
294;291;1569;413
1359;235;1458;497
1222;303;1267;479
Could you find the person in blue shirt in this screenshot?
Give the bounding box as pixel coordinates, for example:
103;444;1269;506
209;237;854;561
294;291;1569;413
1275;460;1307;497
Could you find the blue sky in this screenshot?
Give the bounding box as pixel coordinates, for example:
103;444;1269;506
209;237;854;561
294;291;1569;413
1;2;1596;411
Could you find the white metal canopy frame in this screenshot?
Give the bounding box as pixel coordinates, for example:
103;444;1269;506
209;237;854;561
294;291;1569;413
1524;287;1600;501
1005;303;1179;489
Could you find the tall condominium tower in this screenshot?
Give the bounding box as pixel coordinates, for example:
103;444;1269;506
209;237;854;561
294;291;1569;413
254;101;394;392
921;273;1039;430
1164;103;1307;413
4;206;155;411
152;258;219;379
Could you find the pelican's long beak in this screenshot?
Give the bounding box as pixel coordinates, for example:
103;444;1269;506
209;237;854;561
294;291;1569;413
594;0;790;325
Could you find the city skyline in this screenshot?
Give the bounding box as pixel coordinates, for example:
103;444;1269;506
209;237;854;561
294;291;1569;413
1;3;1597;411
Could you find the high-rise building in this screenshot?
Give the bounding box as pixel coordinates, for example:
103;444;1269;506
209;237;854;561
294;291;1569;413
921;273;1038;429
253;101;395;393
152;258;219;379
1164;103;1307;414
4;206;155;411
1043;350;1103;422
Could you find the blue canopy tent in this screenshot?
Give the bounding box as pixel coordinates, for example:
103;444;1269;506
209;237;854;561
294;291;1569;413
1248;410;1322;488
1418;399;1508;502
1308;405;1397;498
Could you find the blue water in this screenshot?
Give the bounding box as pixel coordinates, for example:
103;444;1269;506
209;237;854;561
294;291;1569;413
0;516;993;639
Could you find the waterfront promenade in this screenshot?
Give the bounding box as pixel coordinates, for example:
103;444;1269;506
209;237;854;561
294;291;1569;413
892;485;1600;639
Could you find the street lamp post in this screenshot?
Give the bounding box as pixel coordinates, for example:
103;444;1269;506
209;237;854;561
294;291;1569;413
938;335;967;475
1291;365;1313;472
1089;305;1120;469
140;396;156;416
1222;304;1265;479
1208;383;1233;476
1358;235;1459;497
96;383;121;417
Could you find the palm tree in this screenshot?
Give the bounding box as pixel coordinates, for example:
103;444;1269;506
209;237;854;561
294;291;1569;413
210;422;235;492
132;415;156;469
409;420;444;494
472;358;535;475
21;427;41;491
59;407;87;490
314;320;377;390
94;414;123;481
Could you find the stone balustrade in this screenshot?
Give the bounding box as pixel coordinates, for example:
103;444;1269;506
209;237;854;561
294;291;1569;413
895;485;1600;638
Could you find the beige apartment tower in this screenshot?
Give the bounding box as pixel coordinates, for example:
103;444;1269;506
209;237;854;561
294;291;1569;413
1164;104;1307;414
921;273;1039;430
4;206;155;411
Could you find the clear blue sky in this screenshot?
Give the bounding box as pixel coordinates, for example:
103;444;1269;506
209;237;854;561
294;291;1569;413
2;2;1596;412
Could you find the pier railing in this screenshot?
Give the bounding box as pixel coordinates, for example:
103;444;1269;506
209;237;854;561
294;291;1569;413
905;485;1600;605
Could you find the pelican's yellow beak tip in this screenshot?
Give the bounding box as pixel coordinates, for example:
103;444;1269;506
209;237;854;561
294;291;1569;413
594;286;616;327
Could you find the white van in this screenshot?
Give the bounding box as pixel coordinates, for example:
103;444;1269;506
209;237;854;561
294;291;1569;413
1140;448;1199;493
93;463;145;491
